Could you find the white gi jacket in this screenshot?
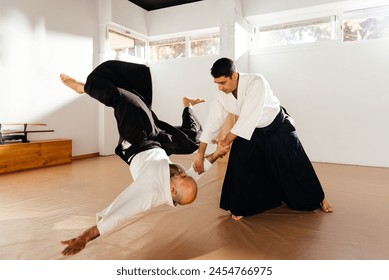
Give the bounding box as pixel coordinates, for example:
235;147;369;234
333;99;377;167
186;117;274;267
199;73;281;143
96;147;211;236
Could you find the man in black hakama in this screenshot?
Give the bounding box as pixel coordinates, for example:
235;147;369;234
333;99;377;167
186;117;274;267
61;60;203;163
193;57;332;220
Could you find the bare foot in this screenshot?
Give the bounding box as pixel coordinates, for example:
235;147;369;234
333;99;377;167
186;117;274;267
320;198;333;213
183;97;205;108
60;73;85;94
231;215;243;221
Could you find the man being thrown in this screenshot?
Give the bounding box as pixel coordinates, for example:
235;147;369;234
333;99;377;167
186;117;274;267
60;141;227;256
59;61;229;256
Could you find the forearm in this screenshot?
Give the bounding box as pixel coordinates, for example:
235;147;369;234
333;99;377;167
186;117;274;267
205;151;222;164
197;142;208;157
82;225;100;243
193;142;209;174
221;132;237;146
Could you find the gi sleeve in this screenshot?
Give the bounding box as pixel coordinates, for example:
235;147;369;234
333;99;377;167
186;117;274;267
185;158;213;181
96;180;159;236
199;96;229;143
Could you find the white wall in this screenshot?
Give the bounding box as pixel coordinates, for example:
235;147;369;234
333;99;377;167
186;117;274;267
246;0;389;167
2;0;387;167
147;0;220;36
92;0;223;156
110;0;148;34
147;0;240;122
98;0;389;168
150;56;218;127
141;0;226;154
0;0;99;156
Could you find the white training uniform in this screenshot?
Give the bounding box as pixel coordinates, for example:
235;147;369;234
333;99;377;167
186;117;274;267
96;147;211;236
199;73;281;143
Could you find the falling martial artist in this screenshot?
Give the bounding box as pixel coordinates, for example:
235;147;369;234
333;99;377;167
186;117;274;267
59;60;229;255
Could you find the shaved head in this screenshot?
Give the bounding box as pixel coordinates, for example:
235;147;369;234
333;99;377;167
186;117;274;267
170;174;198;205
178;176;198;205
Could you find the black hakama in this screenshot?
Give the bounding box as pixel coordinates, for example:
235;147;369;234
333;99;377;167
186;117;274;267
220;108;325;216
84;60;200;163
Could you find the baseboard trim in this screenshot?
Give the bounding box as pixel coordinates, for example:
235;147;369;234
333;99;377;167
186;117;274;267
72;152;99;160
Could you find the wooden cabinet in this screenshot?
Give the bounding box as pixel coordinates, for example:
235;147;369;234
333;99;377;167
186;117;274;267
0;139;72;174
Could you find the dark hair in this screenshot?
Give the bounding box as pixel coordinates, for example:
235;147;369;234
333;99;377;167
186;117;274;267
210;57;236;78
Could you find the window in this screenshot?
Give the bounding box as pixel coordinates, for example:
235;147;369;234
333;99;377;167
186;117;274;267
107;26;146;60
149;37;186;61
250;4;389;51
106;26;219;62
343;5;389;42
253;16;337;48
189;32;220;57
149;29;220;61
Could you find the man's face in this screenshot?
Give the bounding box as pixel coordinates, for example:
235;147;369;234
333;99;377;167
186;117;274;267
213;72;238;94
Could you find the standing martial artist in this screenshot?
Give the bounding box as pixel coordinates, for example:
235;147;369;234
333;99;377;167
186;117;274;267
193;57;333;220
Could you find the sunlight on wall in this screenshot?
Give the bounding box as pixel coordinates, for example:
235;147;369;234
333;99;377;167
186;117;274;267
0;8;93;124
235;21;249;60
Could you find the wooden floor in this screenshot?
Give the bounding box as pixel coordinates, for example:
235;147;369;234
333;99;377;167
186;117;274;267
0;154;389;260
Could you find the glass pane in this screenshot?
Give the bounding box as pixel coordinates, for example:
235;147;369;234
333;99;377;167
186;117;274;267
257;16;336;47
343;12;389;41
149;37;186;60
190;38;220;56
108;29;135;50
189;33;219;56
127;38;146;58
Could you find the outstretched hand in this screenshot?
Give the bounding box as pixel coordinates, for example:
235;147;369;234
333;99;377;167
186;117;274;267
60;225;100;256
61;237;87;256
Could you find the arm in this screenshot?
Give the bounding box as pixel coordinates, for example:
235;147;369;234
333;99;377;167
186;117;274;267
61;167;161;256
61;225;100;256
193;141;208;174
195;96;229;174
